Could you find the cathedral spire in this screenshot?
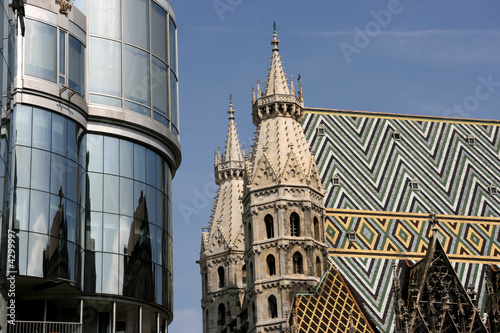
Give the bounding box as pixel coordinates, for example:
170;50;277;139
223;94;243;163
264;22;291;96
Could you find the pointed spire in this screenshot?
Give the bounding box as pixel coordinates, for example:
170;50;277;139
264;22;290;96
252;86;256;104
223;95;243;163
290;74;295;96
257;78;261;97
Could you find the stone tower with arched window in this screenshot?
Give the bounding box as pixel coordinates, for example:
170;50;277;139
242;27;328;333
199;98;247;333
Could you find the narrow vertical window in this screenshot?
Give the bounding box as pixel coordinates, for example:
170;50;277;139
59;31;66;85
267;255;276;276
290;212;300;237
268;295;278;318
316;256;322;277
265;214;274;239
218;266;225;288
313;217;320;241
242;264;247;287
293;252;303;274
217;303;225;326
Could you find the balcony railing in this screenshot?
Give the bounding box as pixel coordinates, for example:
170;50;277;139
7;321;82;333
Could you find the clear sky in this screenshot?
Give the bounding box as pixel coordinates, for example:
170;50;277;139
168;1;500;332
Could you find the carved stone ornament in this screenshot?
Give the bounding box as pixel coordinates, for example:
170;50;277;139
55;0;72;16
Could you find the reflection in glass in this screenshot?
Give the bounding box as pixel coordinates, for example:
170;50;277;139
89;38;121;97
146;186;157;225
124;0;149;50
170;71;178;131
103;175;119;214
120;140;133;178
51;113;67;155
104;136;119;175
103;213;119;253
169;17;177;71
133;181;146;221
152;2;167;62
88;173;103;211
32;108;51;150
59;31;66;84
25;20;57;82
102;253;119;294
17;231;29;275
90;0;121;39
69;35;85;96
152;58;168;116
27;233;48;277
50;154;66;195
14;188;30;231
87;212;102;251
66;200;77;243
31;149;51;192
119;216;133;256
14;146;31;188
146;149;157;187
14;105;32;146
88;134;103;172
29;190;49;234
125;45;150;106
134;144;146;183
66;159;78;202
84;251;101;293
119;178;133;217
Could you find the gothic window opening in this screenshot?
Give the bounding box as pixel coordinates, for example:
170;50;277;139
316;256;322;277
393;130;401;141
265;214;274;238
410;179;419;191
489;184;498;196
203;272;208;294
290;212;300;237
317;125;325;136
252;302;256;324
267;254;276;276
218;303;225;326
268;295;278;318
332;174;340;186
348;230;357;242
218;266;225;288
293;252;303;274
468;134;476;146
242;264;247;287
313;217;320;241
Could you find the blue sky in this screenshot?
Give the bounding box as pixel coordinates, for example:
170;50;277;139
169;1;500;332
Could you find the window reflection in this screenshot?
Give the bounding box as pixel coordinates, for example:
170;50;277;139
89;38;122;97
51;113;67;155
125;45;150;106
103;175;119;214
31;149;51;192
25;20;57;82
152;2;167;62
27;233;49;277
119;140;133;178
119;178;134;217
124;0;149;50
90;0;121;39
104;137;119;175
33;108;51;150
14;146;31;188
68;35;85;96
14;106;32;146
103;213;119;253
29;190;49;234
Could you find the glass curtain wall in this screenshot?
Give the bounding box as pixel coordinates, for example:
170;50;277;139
88;0;179;136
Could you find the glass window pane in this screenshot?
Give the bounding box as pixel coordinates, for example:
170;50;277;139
120;177;133;216
119;139;133;178
66;199;77;243
152;2;167;62
14;188;30;231
32;108;51;150
66;159;78;202
31;149;50;192
146;185;157;224
170;72;178;130
89;173;103;211
125;45;150;106
84;251;102;293
88;134;103;172
169;17;177;71
102;253;119;294
87;212;102;251
25;20;56;82
146;149;157;186
14;105;32;146
50;153;67;195
15;146;31;188
69;35;85;96
134;144;146;182
134;180;146;221
89;94;122;108
104;137;119;175
124;101;151;117
124;0;149;50
51;113;67;155
30;190;49;234
120;216;134;256
27;233;49;277
103;213;119;253
67;120;78;162
103;175;119;214
49;194;62;237
17;231;29;275
89;0;121;39
152;58;168;116
89;37;121;97
59;31;65;76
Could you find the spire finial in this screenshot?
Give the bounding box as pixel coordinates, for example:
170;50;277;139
429;210;438;237
271;21;279;51
228;94;235;120
273;21;276;35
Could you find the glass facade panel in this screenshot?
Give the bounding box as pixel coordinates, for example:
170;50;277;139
66;159;78;202
51;113;67;156
29;190;49;233
119;140;133;178
25;20;57;82
90;0;121;39
134;144;146;183
169;17;177;71
120;177;133;216
152;2;167;62
32;107;51;150
89;38;121;97
152;58;168;116
104;136;119;175
59;31;65;84
124;0;149;50
27;233;49;277
170;71;178;133
14;146;31;188
14;188;30;231
14;105;32;146
69;35;85;96
125;45;150;106
88;173;103;211
103;213;119;253
31;149;50;192
102;253;119;294
88;134;103;172
50;153;67;194
103;175;119;214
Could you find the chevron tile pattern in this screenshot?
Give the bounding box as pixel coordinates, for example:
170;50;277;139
302;109;500;332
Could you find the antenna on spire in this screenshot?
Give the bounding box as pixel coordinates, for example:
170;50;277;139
228;94;235;119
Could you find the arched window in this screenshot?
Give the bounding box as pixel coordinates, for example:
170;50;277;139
204;272;208;294
268;295;278;318
252;301;257;324
250;262;253;284
218;266;225;288
242;264;247;287
316;256;322;277
218;303;226;326
314;217;320;241
248;222;253;244
293;252;303;274
267;255;276;276
205;309;209;333
290;212;300;236
265;214;274;239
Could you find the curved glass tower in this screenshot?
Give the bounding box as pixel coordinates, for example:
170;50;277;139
0;0;180;331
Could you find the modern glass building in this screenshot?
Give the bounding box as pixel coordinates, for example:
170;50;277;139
0;0;181;331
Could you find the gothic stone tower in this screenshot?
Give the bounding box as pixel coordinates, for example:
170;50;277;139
243;28;328;333
199;99;247;333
